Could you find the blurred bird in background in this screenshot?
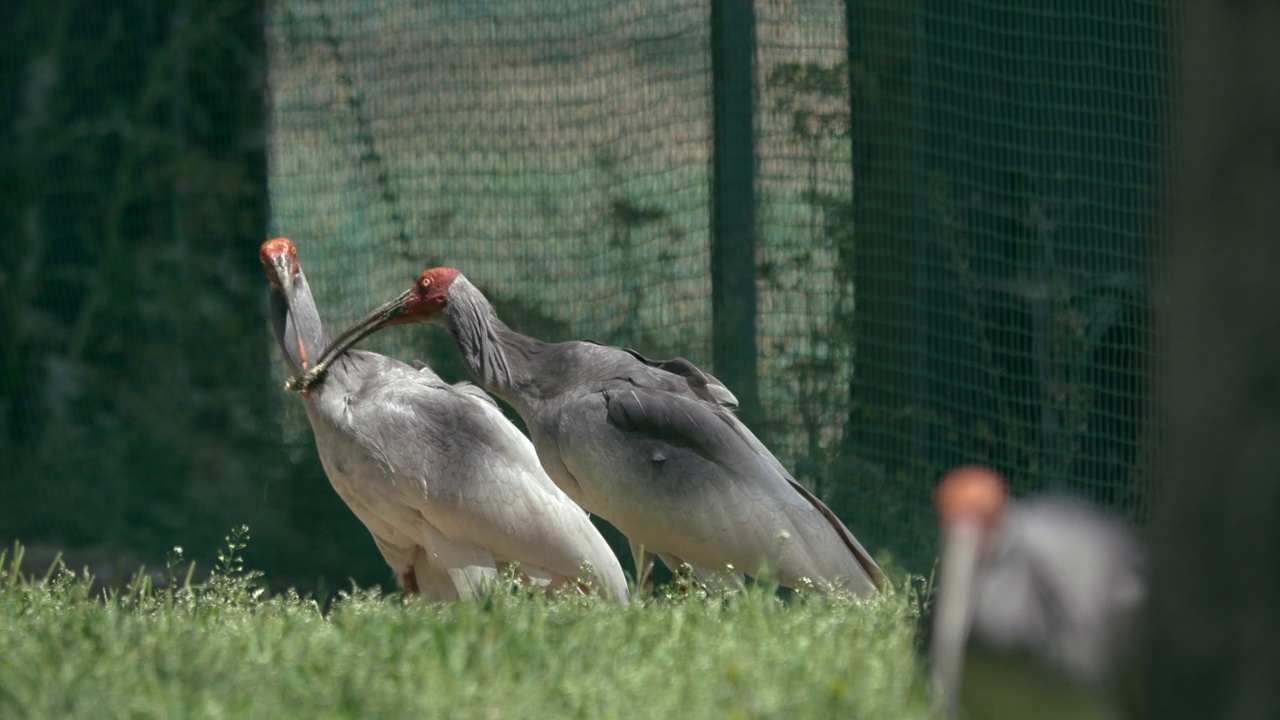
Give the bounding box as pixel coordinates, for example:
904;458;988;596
929;465;1146;720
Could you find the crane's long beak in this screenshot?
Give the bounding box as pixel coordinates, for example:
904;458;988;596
930;518;983;720
268;254;316;368
269;254;295;297
284;288;415;393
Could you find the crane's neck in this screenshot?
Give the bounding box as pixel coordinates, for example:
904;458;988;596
270;273;332;377
442;277;544;404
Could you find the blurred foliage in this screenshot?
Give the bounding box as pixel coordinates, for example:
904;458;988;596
0;0;386;593
0;539;929;720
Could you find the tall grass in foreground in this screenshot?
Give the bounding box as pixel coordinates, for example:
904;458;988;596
0;531;930;719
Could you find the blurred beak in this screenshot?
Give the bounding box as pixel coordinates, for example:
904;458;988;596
931;518;983;720
285;288;414;392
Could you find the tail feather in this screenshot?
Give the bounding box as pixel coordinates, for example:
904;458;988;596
787;478;886;592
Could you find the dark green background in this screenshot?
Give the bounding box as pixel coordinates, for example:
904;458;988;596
0;0;1173;592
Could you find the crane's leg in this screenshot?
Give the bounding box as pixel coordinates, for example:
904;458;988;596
371;535;429;599
402;566;420;596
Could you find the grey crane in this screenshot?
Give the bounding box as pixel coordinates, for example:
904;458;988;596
260;240;628;603
289;266;885;595
929;465;1146;720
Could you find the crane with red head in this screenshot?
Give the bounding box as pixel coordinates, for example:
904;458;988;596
261;240;628;603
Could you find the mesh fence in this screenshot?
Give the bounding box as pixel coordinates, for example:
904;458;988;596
268;1;714;368
854;0;1172;568
1;0;1176;587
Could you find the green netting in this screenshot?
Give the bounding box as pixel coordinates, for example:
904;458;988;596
1;0;1175;587
841;0;1171;569
268;1;714;367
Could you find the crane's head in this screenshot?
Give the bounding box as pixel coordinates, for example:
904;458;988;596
259;237;315;373
929;464;1009;720
284;267;463;392
260;237;301;294
936;464;1007;536
389;267;462;324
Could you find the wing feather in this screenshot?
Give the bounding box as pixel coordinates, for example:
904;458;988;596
597;349;885;590
581;340;739;408
553;382;881;593
360;374;629;602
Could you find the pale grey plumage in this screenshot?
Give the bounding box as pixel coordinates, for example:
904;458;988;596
299;269;884;594
966;496;1145;689
262;241;628;603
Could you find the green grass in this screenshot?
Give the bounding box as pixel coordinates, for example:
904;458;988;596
0;531;930;720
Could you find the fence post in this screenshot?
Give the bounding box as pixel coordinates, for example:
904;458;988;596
1153;0;1280;715
844;1;919;470
710;0;760;426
